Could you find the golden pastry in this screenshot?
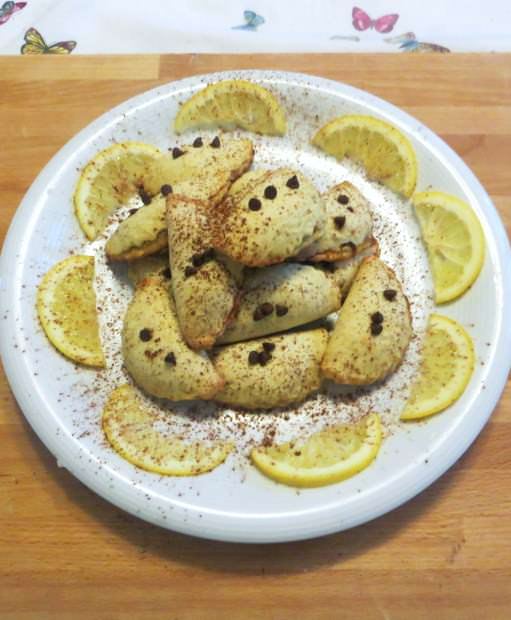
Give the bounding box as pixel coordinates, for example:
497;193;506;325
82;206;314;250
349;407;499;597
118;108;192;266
322;245;379;298
167;193;238;350
298;181;375;262
143;136;254;197
106;137;253;261
122;276;224;400
321;256;412;385
213;168;325;267
126;253;171;287
214;329;328;409
106;195;170;261
218;264;341;344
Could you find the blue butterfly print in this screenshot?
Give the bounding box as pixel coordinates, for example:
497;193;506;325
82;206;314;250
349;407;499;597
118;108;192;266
385;32;450;53
232;10;265;31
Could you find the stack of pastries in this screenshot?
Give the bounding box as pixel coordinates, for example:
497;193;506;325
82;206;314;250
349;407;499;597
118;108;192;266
107;136;412;409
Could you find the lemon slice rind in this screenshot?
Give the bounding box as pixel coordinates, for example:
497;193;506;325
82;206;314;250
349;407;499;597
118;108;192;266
102;384;233;476
74;141;161;240
250;413;382;488
413;191;485;304
312;114;418;197
401;314;475;421
174;79;287;136
36;255;105;367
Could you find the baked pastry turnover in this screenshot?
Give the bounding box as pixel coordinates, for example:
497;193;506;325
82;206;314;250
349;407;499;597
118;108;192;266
321;256;412;385
106;137;253;261
122;276;224;400
213;168;326;267
214;329;328;409
218;263;341;344
298;181;375;262
167;193;238;350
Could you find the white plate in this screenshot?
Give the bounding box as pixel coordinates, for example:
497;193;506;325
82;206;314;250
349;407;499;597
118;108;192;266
1;70;510;544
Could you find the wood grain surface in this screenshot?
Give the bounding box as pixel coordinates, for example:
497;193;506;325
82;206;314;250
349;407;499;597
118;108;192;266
1;54;510;620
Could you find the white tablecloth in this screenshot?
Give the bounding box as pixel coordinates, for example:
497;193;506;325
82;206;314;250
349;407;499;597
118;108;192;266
0;0;510;54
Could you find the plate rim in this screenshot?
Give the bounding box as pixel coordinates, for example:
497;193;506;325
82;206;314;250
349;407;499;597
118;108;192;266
1;69;510;543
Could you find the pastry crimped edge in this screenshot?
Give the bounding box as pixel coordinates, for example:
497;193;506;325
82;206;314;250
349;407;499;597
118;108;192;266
303;235;378;263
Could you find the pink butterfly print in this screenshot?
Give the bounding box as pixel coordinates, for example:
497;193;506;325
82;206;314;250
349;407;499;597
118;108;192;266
0;2;27;26
352;6;399;33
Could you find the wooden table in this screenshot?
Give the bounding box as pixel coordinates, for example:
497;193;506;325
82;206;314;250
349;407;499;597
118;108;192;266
1;54;510;620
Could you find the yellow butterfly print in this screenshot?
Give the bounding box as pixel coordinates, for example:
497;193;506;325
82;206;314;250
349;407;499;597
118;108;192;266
21;27;76;55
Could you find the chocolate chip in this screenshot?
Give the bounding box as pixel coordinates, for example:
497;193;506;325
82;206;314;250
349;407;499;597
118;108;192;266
262;342;276;353
210;136;221;148
184;266;197;278
161;267;171;279
260;302;274;316
172;147;184;159
248;197;261;211
258;350;271;366
164;352;176;366
371;323;383;336
342;241;357;253
383;289;397;301
248;350;260;365
371;311;384;324
264;185;277;200
139;328;152;342
276;304;288;317
192;253;205;268
347;206;354;213
337;194;349;205
138;188;152;205
202;248;215;262
286;175;299;189
253;303;273;321
128;208;139;216
160;184;173;196
192;137;203;148
334;215;346;230
253;308;265;321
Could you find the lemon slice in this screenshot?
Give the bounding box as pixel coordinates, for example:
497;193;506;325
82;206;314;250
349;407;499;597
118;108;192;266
413;191;485;303
174;79;287;136
401;314;475;420
312;114;418;197
36;255;105;367
102;385;233;476
250;414;382;488
74;142;161;240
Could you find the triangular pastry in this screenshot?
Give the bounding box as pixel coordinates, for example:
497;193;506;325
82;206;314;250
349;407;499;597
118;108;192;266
143;136;254;197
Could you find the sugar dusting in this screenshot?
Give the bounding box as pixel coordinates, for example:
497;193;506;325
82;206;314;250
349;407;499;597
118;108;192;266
69;123;433;463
